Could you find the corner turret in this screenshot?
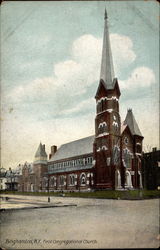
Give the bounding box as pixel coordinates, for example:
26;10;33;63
34;142;47;165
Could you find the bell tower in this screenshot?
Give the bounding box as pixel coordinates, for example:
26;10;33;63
33;142;48;192
94;9;121;189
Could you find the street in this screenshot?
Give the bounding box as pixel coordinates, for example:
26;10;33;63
0;195;159;249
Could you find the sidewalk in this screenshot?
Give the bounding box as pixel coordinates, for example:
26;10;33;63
0;195;77;211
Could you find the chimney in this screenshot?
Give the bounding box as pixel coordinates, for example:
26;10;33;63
49;145;57;159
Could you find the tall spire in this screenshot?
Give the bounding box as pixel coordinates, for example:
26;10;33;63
104;8;107;19
100;9;115;88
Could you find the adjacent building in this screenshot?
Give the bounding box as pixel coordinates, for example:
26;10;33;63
18;162;35;192
0;167;22;191
142;148;160;190
0;168;7;190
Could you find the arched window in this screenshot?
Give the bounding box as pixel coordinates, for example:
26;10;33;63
50;177;55;187
99;124;103;134
72;175;75;185
103;122;107;132
70;175;72;185
42;177;48;188
104;99;107;110
113;146;120;165
80;173;86;185
97;102;100;113
59;176;64;186
136;144;142;153
101;99;104;111
123;149;132;169
113;121;118;134
69;175;75;186
98;122;107;134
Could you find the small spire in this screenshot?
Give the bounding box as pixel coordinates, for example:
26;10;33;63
104;8;108;19
124;109;143;137
127;108;132;112
35;142;47;158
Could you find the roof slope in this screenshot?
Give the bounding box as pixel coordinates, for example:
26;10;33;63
49;135;95;162
35;143;47;158
123;109;143;137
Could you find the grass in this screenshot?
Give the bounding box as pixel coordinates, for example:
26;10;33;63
1;189;160;199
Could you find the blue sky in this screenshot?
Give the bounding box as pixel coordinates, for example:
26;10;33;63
1;1;159;169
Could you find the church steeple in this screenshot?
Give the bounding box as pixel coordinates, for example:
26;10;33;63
94;10;121;190
100;8;115;89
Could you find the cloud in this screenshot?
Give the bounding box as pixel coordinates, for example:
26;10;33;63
119;67;155;90
110;33;136;74
110;34;136;67
61;98;95;115
72;34;102;63
6;33;137;112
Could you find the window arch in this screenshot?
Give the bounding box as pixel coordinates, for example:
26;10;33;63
102;145;107;151
80;173;86;186
98;122;107;134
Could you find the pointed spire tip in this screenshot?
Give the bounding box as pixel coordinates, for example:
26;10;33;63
104;8;108;19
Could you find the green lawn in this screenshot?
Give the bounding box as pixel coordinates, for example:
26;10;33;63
1;189;160;199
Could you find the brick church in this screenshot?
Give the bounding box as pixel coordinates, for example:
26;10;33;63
18;10;143;192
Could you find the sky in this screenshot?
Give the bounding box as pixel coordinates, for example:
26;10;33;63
1;0;159;170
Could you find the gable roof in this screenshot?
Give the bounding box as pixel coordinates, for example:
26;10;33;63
121;123;133;139
49;135;95;162
123;109;143;137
